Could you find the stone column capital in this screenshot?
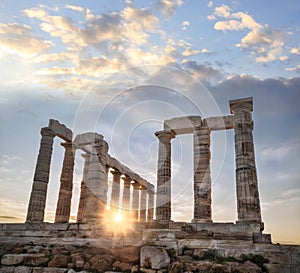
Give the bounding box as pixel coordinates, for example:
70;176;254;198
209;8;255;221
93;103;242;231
132;182;140;190
111;169;122;177
81;153;90;160
122;176;132;187
155;130;175;143
41;127;56;138
229;97;253;114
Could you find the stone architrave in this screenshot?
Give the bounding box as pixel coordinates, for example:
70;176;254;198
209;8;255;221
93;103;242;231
140;185;147;223
55;141;75;223
192;122;212;222
230;97;262;223
84;138;109;223
26;127;56;223
77;153;90;222
122;176;132;213
110;170;122;212
131;182;140;221
147;188;154;223
155;130;175;221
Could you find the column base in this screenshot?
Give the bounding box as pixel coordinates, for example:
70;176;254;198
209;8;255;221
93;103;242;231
236;220;264;231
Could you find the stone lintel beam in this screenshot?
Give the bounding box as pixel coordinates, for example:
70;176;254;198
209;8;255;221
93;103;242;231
73;133;104;153
164;116;202;135
107;154;154;192
48;119;72;142
229;97;253;113
203;115;234;131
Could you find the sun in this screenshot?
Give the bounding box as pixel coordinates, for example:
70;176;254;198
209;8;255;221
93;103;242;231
101;209;135;236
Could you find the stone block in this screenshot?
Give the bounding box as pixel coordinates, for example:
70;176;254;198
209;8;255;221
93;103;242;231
264;264;290;273
15;266;32;273
140;246;170;270
291;265;300;273
263;251;291;265
292;252;300;265
32;268;68;273
0;267;15;273
1;254;24;266
23;254;49;267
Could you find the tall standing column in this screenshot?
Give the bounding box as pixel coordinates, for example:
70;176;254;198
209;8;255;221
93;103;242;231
122;176;132;213
192;123;212;222
26;127;55;223
55;142;75;223
230;97;262;223
77;153;90;223
147;188;154;223
85;139;109;223
155;130;175;222
110;170;122;212
140;185;147;223
131;182;140;221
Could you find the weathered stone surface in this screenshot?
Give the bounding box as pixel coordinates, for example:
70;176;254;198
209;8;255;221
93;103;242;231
1;254;24;266
112;261;131;271
15;266;32;273
32;268;68;273
0;267;15;273
264;263;290;273
89;254;115;272
210;263;231;273
168;262;182;273
48;254;69;268
234;261;261;273
23;254;49;266
114;246;140;263
140;246;170;270
139;269;156;273
195;261;213;271
176;255;193;264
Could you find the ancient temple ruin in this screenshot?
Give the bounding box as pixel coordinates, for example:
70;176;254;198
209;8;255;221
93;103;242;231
25;97;263;229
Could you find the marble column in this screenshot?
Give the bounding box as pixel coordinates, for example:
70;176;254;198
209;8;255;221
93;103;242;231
77;153;90;223
230;97;262;223
147;188;154;223
55;142;75;223
122;176;132;213
192;123;212;222
140;185;147;223
84;139;109;223
26;127;55;223
110;170;122;212
131;182;140;221
155;130;175;221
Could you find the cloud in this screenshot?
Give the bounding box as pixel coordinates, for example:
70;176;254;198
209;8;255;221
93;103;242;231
285;64;300;72
0;23;53;58
65;5;84;13
182;20;190;30
290;47;300;55
156;0;183;16
261;141;300;161
208;1;214;8
183;61;224;84
210;5;286;63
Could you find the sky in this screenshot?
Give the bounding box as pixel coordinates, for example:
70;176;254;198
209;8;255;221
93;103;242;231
0;0;299;244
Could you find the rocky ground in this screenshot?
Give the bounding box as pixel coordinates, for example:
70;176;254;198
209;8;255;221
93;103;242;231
0;242;270;273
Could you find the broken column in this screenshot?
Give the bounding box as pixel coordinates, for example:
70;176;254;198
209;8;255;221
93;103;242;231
55;141;75;223
192;122;212;222
77;153;90;223
84;136;109;223
110;169;122;212
155;130;175;222
230;97;262;223
122;176;132;213
26;127;56;223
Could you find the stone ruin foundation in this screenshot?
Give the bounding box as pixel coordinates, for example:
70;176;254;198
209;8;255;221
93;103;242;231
0;97;299;273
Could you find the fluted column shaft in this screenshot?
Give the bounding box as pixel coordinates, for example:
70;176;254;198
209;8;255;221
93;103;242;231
192;124;212;222
230;98;262;223
122;176;131;212
140;185;147;223
110;170;122;212
55;142;75;223
26;127;55;223
155;130;175;221
147;189;154;223
131;182;140;221
77;153;90;222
